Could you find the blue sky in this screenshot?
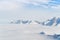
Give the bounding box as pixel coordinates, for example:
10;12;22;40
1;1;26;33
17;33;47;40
0;0;60;23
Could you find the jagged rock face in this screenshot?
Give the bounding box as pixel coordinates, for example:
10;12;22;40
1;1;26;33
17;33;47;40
44;17;56;26
56;18;60;26
42;17;56;26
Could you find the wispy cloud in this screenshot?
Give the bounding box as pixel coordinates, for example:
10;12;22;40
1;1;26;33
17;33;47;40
0;0;60;10
20;0;60;9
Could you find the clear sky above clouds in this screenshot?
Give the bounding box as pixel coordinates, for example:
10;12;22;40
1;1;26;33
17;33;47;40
0;0;60;23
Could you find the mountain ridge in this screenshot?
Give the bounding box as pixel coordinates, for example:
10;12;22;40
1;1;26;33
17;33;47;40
10;17;60;26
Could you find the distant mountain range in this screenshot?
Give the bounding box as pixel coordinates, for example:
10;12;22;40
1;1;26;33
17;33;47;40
10;17;60;26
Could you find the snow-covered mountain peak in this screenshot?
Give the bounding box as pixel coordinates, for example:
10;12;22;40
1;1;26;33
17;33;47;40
10;17;60;26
